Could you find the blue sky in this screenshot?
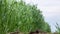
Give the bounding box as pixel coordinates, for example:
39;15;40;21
21;0;60;32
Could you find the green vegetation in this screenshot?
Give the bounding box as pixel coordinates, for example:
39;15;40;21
55;23;60;34
0;0;51;34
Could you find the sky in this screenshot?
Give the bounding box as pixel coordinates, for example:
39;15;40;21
21;0;60;32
